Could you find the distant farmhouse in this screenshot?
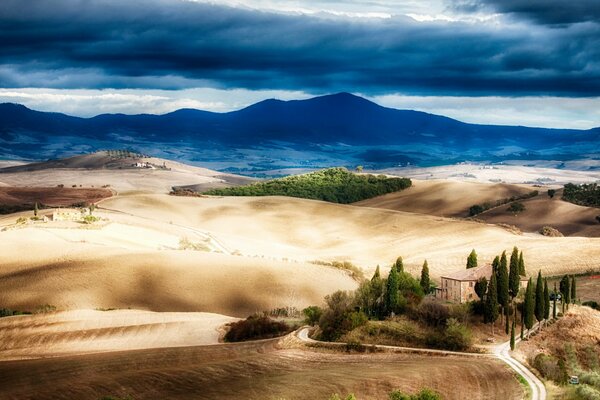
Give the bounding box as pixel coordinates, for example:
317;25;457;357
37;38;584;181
48;208;83;222
436;264;528;303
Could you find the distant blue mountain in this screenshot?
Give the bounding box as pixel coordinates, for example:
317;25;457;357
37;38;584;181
1;93;598;172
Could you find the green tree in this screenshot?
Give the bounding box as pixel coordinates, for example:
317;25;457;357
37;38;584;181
497;251;509;322
553;283;557;319
571;276;576;304
509;246;520;299
372;265;381;281
543;279;550;321
385;265;400;315
535;271;544;325
492;255;500;271
370;266;384;318
560;275;570;312
518;251;526;276
466;249;478;269
34;202;39;217
302;306;322;326
507;202;525;214
355;165;363;173
484;271;499;335
510;318;516;351
420;260;430;294
474;277;488;301
524;278;535;330
547;189;556;198
395;256;404;273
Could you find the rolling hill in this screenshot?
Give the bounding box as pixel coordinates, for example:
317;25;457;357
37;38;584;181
1;93;598;173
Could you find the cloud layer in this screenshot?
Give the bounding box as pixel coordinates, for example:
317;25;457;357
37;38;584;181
0;0;599;96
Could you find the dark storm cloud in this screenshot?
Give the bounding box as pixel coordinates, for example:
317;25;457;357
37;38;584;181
1;0;599;96
451;0;600;25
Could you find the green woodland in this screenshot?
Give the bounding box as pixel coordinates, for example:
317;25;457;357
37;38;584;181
562;183;600;208
204;168;412;204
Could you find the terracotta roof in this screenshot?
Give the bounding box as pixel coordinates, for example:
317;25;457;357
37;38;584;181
442;264;529;282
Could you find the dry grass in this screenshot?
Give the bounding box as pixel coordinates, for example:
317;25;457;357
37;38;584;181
0;338;524;400
98;193;600;279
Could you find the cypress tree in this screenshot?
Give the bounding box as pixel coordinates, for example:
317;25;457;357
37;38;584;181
571;276;576;304
34;202;39;217
505;306;510;334
520;302;524;339
509;247;520;299
553;283;557;319
518;251;526;276
484;271;499;335
474;277;488;301
492;255;500;271
524;278;535;330
560;275;570;312
466;249;478;269
497;251;509;322
535;271;544;325
543;279;550;321
372;265;381;281
510;318;516;351
420;260;430;294
385;265;400;315
395;256;404;273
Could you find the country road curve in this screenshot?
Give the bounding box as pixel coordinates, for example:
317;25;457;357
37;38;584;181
296;327;546;400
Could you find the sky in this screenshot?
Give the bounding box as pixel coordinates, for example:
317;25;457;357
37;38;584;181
0;0;599;128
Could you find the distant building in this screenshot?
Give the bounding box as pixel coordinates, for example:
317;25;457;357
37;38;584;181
435;264;528;303
51;208;82;221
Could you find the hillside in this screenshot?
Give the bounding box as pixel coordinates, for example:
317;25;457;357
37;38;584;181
354;179;535;218
1;94;599;172
0;151;254;194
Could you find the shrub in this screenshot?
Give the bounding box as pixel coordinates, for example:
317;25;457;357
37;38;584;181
583;301;600;311
83;215;100;224
507;202;526;214
389;388;442;400
303;306;323;326
441;318;472;351
318;291;367;341
414;301;449;328
533;353;564;383
575;385;600;400
539;226;563;237
224;315;290;342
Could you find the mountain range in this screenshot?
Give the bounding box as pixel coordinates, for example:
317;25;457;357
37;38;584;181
1;93;598;174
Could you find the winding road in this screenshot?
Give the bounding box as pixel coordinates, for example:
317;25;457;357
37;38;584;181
296;327;546;400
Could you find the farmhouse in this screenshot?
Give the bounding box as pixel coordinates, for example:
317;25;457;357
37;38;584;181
436;264;528;303
51;208;83;221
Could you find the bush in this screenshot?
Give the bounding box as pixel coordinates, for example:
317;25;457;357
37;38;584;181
562;183;600;208
83;215;100;224
414;301;449;328
539;226;563;237
224;315;290;342
441;318;472;351
583;301;600;311
389;388;441;400
205;168;412;204
318;291;367;341
507;202;526;214
575;385;600;400
303;306;323;326
533;353;565;383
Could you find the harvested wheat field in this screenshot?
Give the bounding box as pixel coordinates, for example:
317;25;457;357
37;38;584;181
99;193;600;279
0;186;112;207
476;190;600;237
0;337;523;400
0;228;357;316
0;309;237;361
354;179;535;218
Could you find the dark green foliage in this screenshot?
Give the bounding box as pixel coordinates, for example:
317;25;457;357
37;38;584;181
319;291;367;341
466;249;477;269
557;358;569;385
385;265;401;314
507;202;526;214
415;301;450;328
582;301;600;311
497;251;509;310
524;278;535;330
224;315;290;342
34;201;38;217
562;182;600;208
533;353;568;384
429;318;472;351
468;191;538;216
553;283;557;318
544;279;550;320
389;388;442;400
302;306;323;326
509;247;520;298
560;275;571;309
571;276;577;303
0;308;31;317
510;319;515;350
205;168;412;204
535;271;545;323
372;265;381;280
395;256;404;273
420;260;430;294
474;277;488;300
484;271;499;326
518;251;526;276
547;189;556;198
492;255;500;271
